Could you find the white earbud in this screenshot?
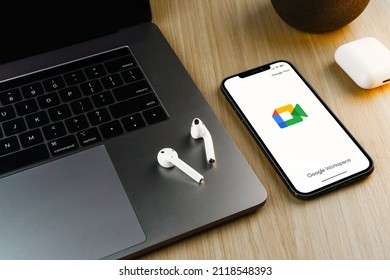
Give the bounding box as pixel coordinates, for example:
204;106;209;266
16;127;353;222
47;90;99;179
157;148;204;184
190;118;216;164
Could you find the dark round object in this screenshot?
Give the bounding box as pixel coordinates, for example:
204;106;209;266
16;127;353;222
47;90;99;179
271;0;371;33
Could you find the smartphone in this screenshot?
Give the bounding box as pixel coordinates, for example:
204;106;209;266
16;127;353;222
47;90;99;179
220;60;374;199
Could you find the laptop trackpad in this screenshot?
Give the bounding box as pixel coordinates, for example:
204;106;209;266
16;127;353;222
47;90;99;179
0;145;146;259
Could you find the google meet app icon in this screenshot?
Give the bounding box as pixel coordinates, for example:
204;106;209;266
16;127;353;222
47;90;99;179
272;104;308;128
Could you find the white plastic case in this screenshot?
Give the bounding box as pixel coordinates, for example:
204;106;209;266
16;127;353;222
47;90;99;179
335;37;390;89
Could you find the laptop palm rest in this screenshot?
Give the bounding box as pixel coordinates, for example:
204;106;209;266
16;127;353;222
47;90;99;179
0;145;146;259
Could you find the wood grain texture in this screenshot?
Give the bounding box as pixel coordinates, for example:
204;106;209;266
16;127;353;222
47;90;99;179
140;0;390;259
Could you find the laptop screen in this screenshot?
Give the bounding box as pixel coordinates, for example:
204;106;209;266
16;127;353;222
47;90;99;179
0;1;151;64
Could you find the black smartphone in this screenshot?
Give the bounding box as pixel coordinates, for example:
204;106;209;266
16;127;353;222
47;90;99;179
220;60;374;199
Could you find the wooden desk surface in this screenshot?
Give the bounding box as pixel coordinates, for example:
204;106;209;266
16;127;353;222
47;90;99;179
143;0;390;259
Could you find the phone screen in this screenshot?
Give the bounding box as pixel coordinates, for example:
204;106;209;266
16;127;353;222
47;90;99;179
222;61;373;198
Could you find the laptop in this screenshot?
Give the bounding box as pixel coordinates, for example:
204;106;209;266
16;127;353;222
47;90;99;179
0;1;267;259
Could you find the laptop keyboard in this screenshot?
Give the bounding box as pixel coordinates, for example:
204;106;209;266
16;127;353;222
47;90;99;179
0;46;168;176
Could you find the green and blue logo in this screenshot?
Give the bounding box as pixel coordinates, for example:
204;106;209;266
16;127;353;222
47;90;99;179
272;104;308;128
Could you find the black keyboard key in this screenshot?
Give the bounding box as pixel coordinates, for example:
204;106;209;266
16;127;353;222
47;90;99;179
26;111;50;128
109;93;159;119
112;80;152;101
59;86;82;102
0;88;22;105
3;118;27;136
0;105;16;122
64;70;86;85
48;104;72;121
80;80;103;95
21;82;45;99
37;92;61;109
143;106;168;125
77;127;102;146
0;136;20;156
15;99;39;115
19;129;44;148
70;97;94;114
99;120;124;138
87;108;111;125
0;144;49;176
85;64;106;79
42;121;67;140
121;67;144;83
101;73;123;89
65;115;89;133
91;91;115;108
43;76;66;92
105;56;136;73
47;135;78;156
121;113;146;132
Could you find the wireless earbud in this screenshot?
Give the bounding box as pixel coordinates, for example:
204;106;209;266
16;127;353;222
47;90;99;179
190;118;216;164
157;148;204;184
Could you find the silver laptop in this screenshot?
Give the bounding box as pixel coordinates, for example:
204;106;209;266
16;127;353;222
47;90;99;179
0;1;267;259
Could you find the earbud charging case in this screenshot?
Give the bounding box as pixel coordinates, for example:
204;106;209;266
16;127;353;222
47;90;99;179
335;37;390;89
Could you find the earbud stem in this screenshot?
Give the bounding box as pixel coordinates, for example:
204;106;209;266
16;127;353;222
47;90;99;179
171;156;204;184
203;133;216;164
